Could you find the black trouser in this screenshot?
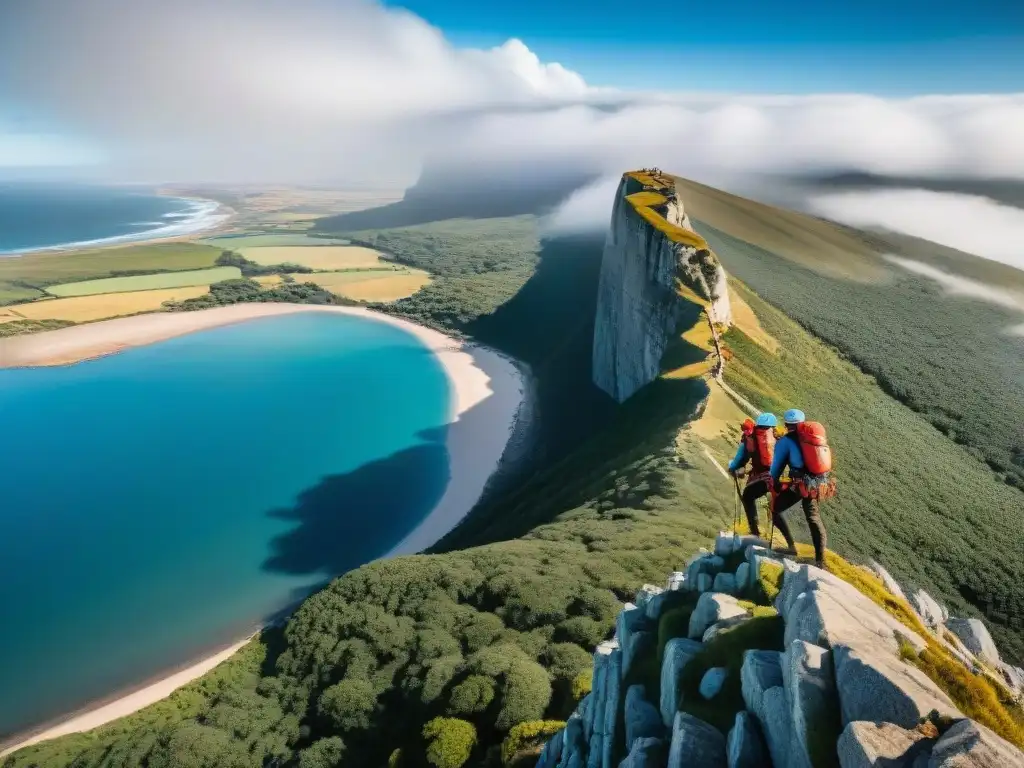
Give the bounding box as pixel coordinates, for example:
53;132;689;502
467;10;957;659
773;486;828;563
741;480;771;537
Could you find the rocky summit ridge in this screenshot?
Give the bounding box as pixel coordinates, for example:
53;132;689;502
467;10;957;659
532;533;1024;768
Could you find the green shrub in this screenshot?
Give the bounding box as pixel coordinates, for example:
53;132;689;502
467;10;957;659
755;561;784;604
500;721;566;765
318;679;377;733
571;670;592;701
298;737;346;768
422;718;477;768
447;675;496;716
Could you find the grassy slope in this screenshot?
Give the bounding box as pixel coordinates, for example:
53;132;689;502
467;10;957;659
676;178;1024;491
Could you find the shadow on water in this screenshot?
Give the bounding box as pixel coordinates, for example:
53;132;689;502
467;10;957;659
262;440;448;577
465;233;616;463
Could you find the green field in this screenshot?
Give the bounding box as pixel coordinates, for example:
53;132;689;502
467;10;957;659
200;233;348;249
46;267;242;297
0;243;222;305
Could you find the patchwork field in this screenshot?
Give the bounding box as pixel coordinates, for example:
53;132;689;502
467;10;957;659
295;269;431;301
0;243;222;297
200;234;347;249
240;245;385;270
0;287;210;323
47;267;241;297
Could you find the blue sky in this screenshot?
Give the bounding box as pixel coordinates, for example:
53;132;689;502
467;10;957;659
392;0;1024;93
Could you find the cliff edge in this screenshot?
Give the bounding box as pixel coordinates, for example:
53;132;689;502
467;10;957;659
593;170;732;403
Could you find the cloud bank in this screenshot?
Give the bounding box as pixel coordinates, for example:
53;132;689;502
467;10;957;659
1;0;1023;189
810;190;1024;270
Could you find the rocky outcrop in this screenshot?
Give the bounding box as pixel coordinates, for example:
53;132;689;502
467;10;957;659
592;171;731;403
946;618;1001;667
536;532;1024;768
837;721;933;768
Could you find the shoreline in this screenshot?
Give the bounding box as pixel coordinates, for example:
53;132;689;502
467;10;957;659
0;304;526;756
0;194;234;257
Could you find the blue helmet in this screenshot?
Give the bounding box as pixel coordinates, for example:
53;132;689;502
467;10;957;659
784;408;806;425
755;412;778;427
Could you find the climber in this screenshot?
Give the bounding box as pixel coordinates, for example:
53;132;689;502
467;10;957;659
769;408;830;568
727;412;778;538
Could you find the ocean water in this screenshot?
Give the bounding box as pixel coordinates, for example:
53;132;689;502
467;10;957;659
0;313;451;738
0;183;227;254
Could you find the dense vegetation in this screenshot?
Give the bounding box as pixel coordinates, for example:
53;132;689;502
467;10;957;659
697;222;1024;490
163;278;348;311
7;211;1024;767
214;250;313;277
0;318;75;337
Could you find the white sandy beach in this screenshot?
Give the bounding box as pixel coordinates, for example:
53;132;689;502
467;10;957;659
0;304;525;756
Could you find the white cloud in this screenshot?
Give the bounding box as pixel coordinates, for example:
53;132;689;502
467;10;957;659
0;0;1023;185
541;175;621;235
883;255;1024;311
808;190;1024;270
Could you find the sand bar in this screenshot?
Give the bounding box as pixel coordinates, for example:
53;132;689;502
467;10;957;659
0;304;525;756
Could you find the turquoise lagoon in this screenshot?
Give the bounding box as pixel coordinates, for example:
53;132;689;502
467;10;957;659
0;312;451;738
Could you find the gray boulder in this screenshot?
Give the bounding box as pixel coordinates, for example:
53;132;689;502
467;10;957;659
929;718;1024;767
715;531;737;557
618;737;665;768
686;554;714;592
617;604;650;675
624;685;663;750
741;649;784;724
689;593;748;639
837;721;932;768
760;686;791;768
667;712;727;768
697;573;713;593
726;711;768;768
781;564;928;654
784;640;838;768
559;715;585;768
735;562;751;593
1000;663;1024;697
946;617;1001;666
911;589;948;629
634;584;664;610
833;644;959;727
660;638;704;727
703;615;751;644
870;561;907;601
713;572;738;595
645;592;669;622
625;631;655;681
699;667;728;700
538;730;565;768
775;558;808;617
668;571;685;591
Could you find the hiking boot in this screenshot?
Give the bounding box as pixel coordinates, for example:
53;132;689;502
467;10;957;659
815;559;828;571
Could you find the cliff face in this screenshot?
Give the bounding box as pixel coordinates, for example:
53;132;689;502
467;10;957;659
592;171;732;403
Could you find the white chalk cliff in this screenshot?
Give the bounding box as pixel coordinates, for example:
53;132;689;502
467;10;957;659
593;172;732;403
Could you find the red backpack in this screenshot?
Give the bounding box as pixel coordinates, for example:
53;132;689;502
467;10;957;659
743;423;776;471
796;422;832;475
